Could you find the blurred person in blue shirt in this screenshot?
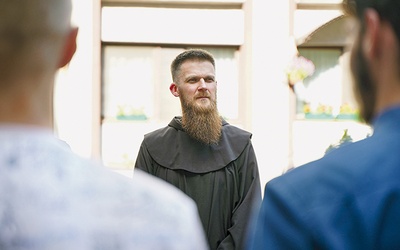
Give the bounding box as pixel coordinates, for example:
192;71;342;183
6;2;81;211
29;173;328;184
247;0;400;249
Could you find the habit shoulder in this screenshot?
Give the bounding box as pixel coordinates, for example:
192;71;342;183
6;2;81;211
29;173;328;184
142;117;252;173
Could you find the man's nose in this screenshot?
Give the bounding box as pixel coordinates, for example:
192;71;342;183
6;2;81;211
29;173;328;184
199;78;207;89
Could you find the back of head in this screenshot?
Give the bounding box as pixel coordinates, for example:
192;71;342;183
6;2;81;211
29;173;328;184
0;0;72;84
343;0;400;42
170;49;215;83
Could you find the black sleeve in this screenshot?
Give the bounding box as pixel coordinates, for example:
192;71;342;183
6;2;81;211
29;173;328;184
218;141;262;250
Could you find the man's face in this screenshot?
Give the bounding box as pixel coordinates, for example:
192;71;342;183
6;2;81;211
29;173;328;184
176;60;217;112
173;59;222;145
350;30;376;124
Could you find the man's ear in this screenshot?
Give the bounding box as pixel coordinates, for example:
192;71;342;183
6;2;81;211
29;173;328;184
58;27;79;68
362;9;380;60
170;83;179;97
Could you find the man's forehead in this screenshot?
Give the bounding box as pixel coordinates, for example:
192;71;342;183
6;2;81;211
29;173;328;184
179;60;215;74
180;59;214;67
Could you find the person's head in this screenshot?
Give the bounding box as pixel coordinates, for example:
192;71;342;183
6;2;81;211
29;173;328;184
0;0;77;126
170;49;216;83
169;49;222;145
342;0;400;123
0;0;77;87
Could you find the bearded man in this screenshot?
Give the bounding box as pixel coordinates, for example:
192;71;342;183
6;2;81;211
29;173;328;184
247;0;400;249
134;49;261;250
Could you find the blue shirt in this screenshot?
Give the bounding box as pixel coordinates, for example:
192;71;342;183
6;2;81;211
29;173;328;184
247;106;400;249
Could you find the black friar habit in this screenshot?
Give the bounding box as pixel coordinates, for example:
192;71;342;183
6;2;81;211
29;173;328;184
134;116;262;250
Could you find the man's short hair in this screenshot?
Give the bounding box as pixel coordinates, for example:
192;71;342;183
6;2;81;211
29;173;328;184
170;49;216;83
0;0;72;82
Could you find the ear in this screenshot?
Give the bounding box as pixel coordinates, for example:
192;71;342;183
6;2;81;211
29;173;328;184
362;9;380;61
58;27;79;68
170;83;179;97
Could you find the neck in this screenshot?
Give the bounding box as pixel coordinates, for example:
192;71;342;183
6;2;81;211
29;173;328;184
0;78;54;129
372;51;400;117
371;22;400;118
374;79;400;116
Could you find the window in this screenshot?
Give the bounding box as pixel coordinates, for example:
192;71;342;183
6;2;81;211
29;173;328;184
100;4;244;169
101;45;240;168
297;48;341;116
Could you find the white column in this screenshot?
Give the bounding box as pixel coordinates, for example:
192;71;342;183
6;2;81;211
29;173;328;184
54;0;101;160
249;0;293;190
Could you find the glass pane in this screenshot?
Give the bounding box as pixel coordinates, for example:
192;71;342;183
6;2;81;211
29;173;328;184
297;48;349;119
154;47;184;122
101;45;240;169
102;46;155;120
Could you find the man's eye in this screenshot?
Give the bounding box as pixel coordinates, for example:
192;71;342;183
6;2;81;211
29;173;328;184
205;78;215;83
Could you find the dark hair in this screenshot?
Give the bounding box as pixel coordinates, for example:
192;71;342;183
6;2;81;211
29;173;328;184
343;0;400;42
170;49;215;82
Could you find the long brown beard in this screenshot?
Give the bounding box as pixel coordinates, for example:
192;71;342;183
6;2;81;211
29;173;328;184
181;97;222;145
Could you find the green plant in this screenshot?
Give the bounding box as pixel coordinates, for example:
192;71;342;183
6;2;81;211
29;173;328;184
325;129;353;155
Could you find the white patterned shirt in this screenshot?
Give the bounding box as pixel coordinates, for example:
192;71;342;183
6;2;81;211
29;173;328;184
0;125;209;250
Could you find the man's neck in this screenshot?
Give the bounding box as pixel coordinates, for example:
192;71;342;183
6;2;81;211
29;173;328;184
0;88;53;128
